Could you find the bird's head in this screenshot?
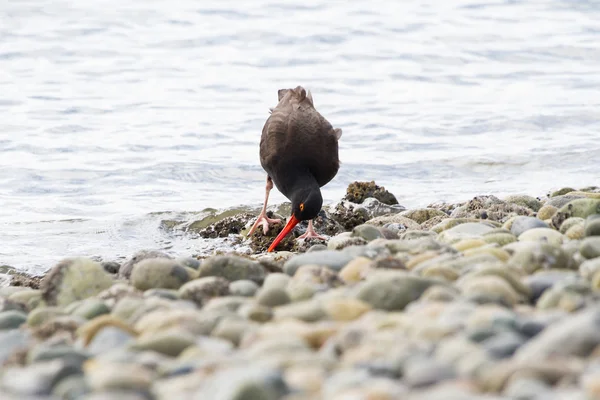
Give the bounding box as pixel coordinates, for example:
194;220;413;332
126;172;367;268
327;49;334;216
267;186;322;252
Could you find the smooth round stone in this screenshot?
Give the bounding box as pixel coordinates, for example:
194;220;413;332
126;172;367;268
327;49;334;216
339;257;371;283
460;276;519;307
0;330;30;365
273;299;326;322
286;281;319;302
228;280;259;297
28;344;90;365
118;249;172;279
202;296;250;313
27;306;66;327
178;276;229;307
198;255;266;283
585;215;600;237
421;264;459;281
580;237;600;259
256;287;291;307
510;216;549;237
465;266;531;299
71;299;110;320
307;243;328;252
355;275;440;311
130;259;190;291
0;297;26;314
481;331;526;359
403;358;455;388
537;205;558;221
437;222;495;243
327;234;367;250
515;307;600;361
559;217;585;234
0;359;82;396
262;273;292;291
8;289;42;309
0;310;27;330
322;298;371;321
52;374;90;399
111;297;145;322
176;257;201;270
508;242;571;274
518;228;564;246
41;257;114;307
283;251;355;276
556;198;600;219
212;318;257;346
351;224;383;242
131;328;196;357
80;390;152;400
579;258;600;280
482;232;517;246
84;361;153;392
566;223;586;240
87;326;136;355
503;377;551;399
420;285;459;302
142;288;179;300
452;238;486;252
238;303;273;323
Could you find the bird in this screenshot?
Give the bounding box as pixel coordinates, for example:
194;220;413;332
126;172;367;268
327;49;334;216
247;85;342;252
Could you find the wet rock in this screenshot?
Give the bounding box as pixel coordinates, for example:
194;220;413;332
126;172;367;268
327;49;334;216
451;195;534;221
343;181;398;205
119;250;172;279
329;200;372;231
504;194;543;212
355;274;441;311
52;374;89;399
283;251;355;276
198;212;254;238
41;258;114;307
228;279;259;297
365;214;421;231
401;208;448;224
198;255;266;283
518;227;564;246
178;276;230;307
130;258;190;291
510;216;549;237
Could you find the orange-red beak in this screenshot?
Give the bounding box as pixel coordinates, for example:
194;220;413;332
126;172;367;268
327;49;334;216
267;214;300;252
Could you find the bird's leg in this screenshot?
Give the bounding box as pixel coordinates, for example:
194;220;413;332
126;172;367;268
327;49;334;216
247;176;282;236
297;220;326;241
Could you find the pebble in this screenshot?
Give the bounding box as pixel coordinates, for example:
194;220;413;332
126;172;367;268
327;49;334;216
130;258;190;291
4;184;600;399
41;257;114;307
510;216;549;236
283;251;355;275
197;255;266;283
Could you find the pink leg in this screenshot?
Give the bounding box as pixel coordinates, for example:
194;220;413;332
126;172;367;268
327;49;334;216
297;220;326;240
248;177;282;236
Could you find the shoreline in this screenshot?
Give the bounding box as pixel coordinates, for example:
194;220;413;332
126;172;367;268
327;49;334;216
0;181;599;398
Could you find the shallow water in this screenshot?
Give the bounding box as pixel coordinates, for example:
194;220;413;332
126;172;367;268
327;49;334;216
1;0;599;273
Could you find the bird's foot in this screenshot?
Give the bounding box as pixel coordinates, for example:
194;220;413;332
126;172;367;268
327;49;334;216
297;225;326;241
247;212;281;236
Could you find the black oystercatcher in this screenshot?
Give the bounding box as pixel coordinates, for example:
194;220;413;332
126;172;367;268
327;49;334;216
247;86;342;252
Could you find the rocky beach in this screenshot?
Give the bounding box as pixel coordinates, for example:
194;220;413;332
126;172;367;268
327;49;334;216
1;182;600;399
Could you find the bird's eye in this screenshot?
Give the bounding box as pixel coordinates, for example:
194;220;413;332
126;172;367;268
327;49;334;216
299;203;305;212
